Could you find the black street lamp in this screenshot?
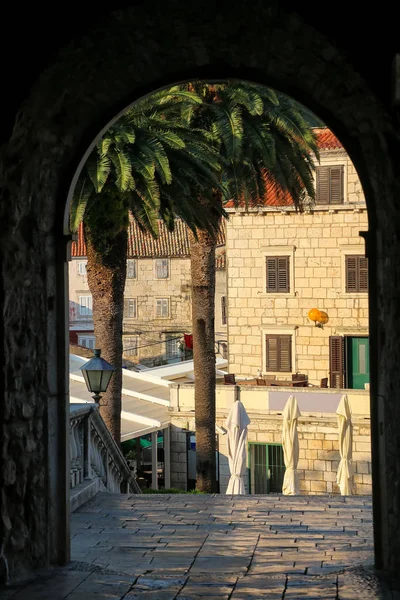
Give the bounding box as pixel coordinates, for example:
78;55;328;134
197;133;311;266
80;348;116;404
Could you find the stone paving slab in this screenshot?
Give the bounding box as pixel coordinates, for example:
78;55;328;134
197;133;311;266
2;493;400;599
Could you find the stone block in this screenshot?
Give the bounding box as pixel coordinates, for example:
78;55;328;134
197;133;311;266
322;440;333;450
354;483;372;495
356;462;370;474
299;479;311;491
323;471;337;483
312;460;327;471
304;470;323;481
308;440;323;450
310;480;327;492
297;459;309;470
317;450;339;461
355;442;371;452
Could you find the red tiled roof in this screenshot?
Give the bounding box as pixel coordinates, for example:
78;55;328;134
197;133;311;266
71;217;226;259
313;127;342;150
224;179;293;209
225;127;343;209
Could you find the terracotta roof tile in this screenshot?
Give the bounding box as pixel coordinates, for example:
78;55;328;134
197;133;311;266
71;217;226;259
225;127;343;208
313;127;342;150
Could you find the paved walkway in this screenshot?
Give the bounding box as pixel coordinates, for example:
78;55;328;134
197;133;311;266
2;493;400;599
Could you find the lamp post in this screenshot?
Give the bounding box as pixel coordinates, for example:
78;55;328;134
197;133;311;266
80;348;116;404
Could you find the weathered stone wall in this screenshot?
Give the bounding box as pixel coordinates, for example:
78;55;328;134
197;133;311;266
170;412;371;495
69;256;227;366
123;258;192;365
1;0;400;583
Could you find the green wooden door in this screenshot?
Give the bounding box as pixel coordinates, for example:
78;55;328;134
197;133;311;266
248;443;285;494
347;337;369;389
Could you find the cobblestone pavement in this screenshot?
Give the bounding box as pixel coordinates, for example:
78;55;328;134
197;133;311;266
2;493;400;599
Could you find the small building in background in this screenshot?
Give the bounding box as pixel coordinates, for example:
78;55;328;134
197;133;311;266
69;219;227;367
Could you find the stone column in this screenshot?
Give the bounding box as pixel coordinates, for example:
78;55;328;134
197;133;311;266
151;431;158;490
83;414;92;479
164;426;171;489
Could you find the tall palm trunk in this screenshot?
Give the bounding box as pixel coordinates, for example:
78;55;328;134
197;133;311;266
190;227;217;493
85;225;127;444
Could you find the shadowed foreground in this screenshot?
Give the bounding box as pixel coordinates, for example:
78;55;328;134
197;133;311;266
2;493;399;599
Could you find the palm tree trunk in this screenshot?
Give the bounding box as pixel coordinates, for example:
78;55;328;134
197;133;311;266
190;228;217;493
85;225;127;445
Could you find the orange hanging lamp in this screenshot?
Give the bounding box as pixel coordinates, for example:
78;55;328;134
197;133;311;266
308;308;329;328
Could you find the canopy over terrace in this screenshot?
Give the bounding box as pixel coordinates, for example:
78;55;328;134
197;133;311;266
70;353;171;489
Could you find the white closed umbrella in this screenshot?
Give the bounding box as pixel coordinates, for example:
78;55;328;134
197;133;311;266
282;395;301;495
336;394;354;495
225;400;251;494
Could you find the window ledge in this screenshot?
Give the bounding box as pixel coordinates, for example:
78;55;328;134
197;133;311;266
258;292;296;298
338;292;368;299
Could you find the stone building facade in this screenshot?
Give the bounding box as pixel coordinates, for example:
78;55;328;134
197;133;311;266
70;219;227;366
169;384;371;495
225;129;369;388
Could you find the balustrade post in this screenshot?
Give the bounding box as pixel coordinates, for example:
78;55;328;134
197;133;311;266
83;413;92;479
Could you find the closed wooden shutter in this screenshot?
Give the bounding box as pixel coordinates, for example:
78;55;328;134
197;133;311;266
265;335;292;372
346;255;368;292
266;335;278;371
316;166;329;204
329;336;344;388
330;166;344;204
345;256;358;292
359;257;368;292
221;296;227;325
279;335;291;372
316;166;344;205
266;257;289;292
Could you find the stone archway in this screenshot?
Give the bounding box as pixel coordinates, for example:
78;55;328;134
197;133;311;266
1;1;399;583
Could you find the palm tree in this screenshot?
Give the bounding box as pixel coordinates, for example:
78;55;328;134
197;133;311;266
70;87;226;443
186;82;318;492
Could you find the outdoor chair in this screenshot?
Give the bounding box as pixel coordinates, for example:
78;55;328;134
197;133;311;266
224;373;236;385
256;378;267;385
320;377;328;388
292;373;308;383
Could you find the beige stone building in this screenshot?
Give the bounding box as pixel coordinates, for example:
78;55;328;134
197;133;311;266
225;128;369;388
69;219;227;366
169;384;371;495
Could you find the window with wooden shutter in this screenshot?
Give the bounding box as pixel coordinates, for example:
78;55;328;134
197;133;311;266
265;335;292;372
329;336;344;388
316;166;344;205
155;258;169;279
156;298;170;317
127;259;137;279
266;257;289;293
123;336;138;356
221;296;227;325
124;298;137;318
79;295;92;316
345;255;368;292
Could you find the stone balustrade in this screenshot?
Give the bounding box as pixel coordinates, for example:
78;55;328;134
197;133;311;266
70;403;141;510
